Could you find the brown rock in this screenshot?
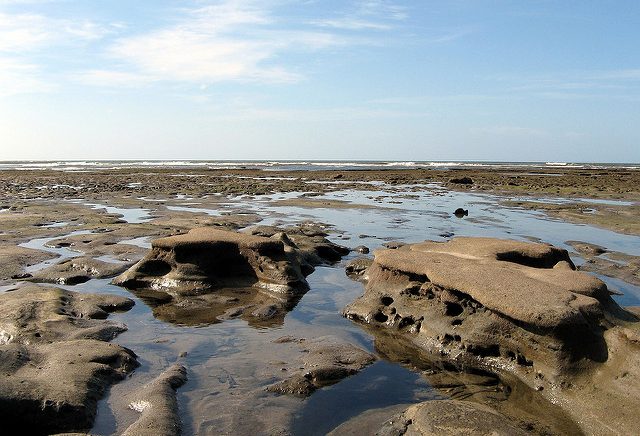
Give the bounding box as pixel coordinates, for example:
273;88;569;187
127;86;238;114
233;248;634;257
266;337;376;397
0;285;138;434
123;364;188;436
343;237;640;435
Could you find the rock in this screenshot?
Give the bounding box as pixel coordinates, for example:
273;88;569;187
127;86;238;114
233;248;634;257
376;400;528;435
345;257;373;279
113;227;307;295
566;240;640;287
382;241;405;249
453;208;468;217
449;176;474;185
123;364;188;436
29;256;133;285
566;240;608;256
113;226;348;326
0;245;58;282
353;245;370;254
0;285;138;434
343;237;640;435
266;337;376;397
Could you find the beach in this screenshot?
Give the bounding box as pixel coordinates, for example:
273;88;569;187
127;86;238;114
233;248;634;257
1;162;639;435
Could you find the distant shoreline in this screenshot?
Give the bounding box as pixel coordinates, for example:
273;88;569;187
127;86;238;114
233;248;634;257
1;159;639;171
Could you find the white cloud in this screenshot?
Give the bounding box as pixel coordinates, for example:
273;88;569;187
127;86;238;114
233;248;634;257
86;1;359;87
0;56;53;96
471;125;548;137
310;0;406;31
0;9;112;96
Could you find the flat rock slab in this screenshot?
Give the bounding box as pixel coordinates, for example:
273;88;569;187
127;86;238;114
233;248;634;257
266;336;376;396
30;256;133;285
372;236;608;330
377;400;528;436
0;285;138;434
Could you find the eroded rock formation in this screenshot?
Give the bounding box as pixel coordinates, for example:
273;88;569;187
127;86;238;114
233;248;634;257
343;237;640;435
114;226;348;326
0;285;138;434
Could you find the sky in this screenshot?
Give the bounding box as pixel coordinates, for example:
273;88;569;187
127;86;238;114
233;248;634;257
0;0;638;162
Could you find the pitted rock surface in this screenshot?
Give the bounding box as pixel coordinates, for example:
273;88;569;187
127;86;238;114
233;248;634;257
343;237;640;435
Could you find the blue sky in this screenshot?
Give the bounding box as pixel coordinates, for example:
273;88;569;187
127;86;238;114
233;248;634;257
0;0;638;162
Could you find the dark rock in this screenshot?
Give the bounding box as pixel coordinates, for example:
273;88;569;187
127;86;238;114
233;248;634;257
453;208;468;217
449;176;474;185
345;257;373;279
353;245;370;254
382;241;405;249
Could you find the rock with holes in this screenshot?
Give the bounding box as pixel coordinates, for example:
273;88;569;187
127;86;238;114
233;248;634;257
343;237;640;435
113;226;348;326
0;285;138;434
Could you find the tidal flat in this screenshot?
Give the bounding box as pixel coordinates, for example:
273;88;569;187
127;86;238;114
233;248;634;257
0;164;639;435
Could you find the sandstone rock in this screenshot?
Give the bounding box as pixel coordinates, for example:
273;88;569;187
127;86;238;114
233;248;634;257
449;176;474;185
114;227;307;295
0;245;57;282
345;256;373;280
29;256;133;285
0;285;138;434
353;245;370;254
266;337;376;397
123;364;187;436
343;237;640;434
376;400;527;435
113;226;348;326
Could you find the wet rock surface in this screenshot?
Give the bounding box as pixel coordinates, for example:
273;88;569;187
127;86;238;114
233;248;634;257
123;364;188;436
567;240;640;287
375;400;528;435
29;256;133;285
343;237;640;435
113;225;348;326
0;285;138;435
266;336;376;397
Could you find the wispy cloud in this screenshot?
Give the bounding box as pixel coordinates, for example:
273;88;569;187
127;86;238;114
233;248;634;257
493;69;640;99
0;56;52;96
0;9;112;96
310;0;406;31
82;0;391;87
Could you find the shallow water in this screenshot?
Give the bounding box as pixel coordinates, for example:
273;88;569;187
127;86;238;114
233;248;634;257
9;184;640;434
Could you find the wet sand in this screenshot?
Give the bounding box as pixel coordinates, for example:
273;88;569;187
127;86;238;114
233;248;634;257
1;165;639;435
